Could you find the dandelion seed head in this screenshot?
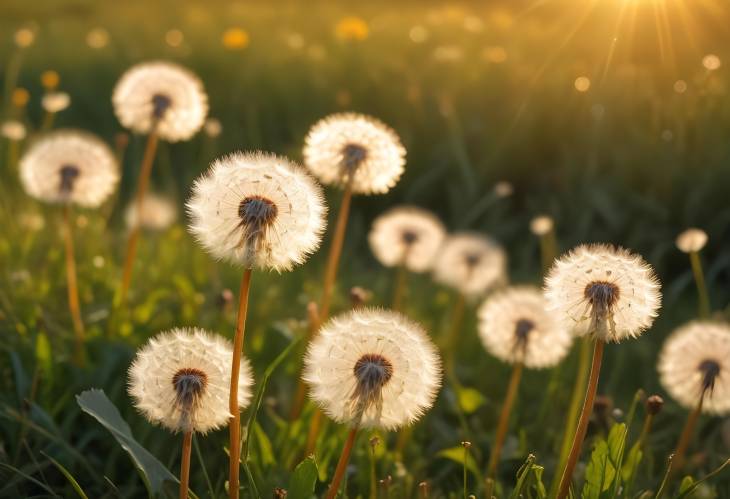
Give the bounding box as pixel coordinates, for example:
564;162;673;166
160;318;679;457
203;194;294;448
187;151;327;271
303;113;406;195
14;28;35;48
128;328;253;433
493;180;513;198
86;28;109;49
125;193;177;231
433;233;508;298
19;130;118;208
529;215;554;236
204;118;222;138
42;92;71;113
658;321;730;415
303;308;441;430
676;228;708;253
478;286;572;368
1;120;27;141
113;61;208;142
368;206;446;273
544;244;661;342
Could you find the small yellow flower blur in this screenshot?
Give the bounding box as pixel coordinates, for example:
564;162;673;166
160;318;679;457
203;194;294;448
335;16;369;41
222;28;250;50
41;70;60;90
12;88;30;107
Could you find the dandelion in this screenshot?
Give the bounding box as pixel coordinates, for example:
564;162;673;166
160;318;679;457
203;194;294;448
41;91;71;130
14;28;35;48
124;193;177;231
1;120;26;141
129;328;253;499
479;286;572;477
433;232;507;298
113;61;208;307
493;180;513;198
204;118;222;138
368;206;446;309
19;130;118;364
530;215;557;275
304;112;405;320
41;70;60;90
547;244;661;499
86;28;109;49
303;309;441;498
658;322;730;476
187;151;325;499
676;228;710;317
12;88;30;109
222;28;250;50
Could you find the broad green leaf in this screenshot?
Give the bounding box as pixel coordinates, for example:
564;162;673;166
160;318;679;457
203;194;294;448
288;456;318;499
620;442;643;483
456;386;485;414
437;446;481;479
76;389;177;496
252;421;275;467
581;423;627;499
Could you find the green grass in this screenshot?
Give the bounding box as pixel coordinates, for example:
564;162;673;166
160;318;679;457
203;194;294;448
2;0;730;497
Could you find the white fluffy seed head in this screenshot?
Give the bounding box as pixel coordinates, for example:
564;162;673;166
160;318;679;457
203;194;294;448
529;215;554;236
19;130;119;208
544;244;661;343
112;61;208;142
676;228;708;254
303;308;442;430
187;151;327;271
1;120;27;141
125;193;177;231
658;321;730;415
368;206;446;273
41;92;71;113
128;328;254;434
478;286;573;369
433;232;508;298
303;112;406;195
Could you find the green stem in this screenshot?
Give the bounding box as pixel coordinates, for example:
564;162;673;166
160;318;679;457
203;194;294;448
689;251;710;318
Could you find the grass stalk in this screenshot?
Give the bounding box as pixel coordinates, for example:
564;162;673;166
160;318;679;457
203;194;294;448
179;431;193;499
228;268;253;499
62;204;85;366
486;362;524;479
556;339;605;499
391;263;408;311
444;293;467;371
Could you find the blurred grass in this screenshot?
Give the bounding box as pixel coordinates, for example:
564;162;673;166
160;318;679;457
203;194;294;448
1;0;730;497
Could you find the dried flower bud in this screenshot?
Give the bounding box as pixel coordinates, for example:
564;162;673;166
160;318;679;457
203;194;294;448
646;395;664;415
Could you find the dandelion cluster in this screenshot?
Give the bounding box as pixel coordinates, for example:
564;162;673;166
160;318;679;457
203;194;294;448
368;206;446;272
303;309;441;430
433;232;507;297
112;61;208;141
19;130;118;207
128;328;254;434
187;152;327;271
478;286;572;368
544;244;661;342
658;321;730;415
303;113;406;195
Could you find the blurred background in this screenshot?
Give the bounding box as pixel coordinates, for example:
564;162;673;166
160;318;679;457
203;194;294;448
2;0;730;496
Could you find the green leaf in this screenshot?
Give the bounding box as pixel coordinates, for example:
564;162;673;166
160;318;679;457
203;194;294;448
76;389;177;496
581;423;627;499
288;456;318;499
41;452;89;499
620;442;643;483
456;386;485;414
678;476;695;495
437;446;481;479
252;421;275;467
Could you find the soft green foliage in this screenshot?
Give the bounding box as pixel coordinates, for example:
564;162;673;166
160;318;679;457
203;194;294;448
2;0;730;497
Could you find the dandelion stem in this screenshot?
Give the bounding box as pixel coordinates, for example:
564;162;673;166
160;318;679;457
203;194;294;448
689;251;710;318
549;337;591;497
556;339;604;499
669;396;703;479
326;427;358;499
305;409;324;456
41;110;55;131
118;127;159;309
179;431;193;499
624;410;656;498
62;204;85;366
392;263;408;311
486;362;524;479
228;268;253;499
444;293;467;371
320;180;353;321
538;229;558;276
